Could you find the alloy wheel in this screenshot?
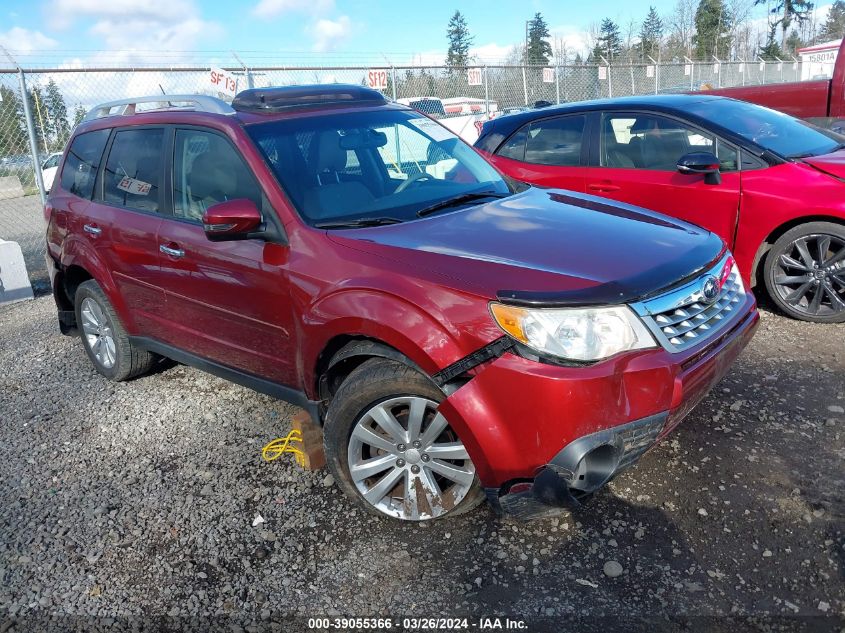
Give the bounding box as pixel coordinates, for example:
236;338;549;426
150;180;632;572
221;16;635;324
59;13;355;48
772;233;845;318
347;396;476;521
80;297;117;369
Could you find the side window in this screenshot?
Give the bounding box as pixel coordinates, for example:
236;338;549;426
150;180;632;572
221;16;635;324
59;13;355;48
602;113;718;171
497;125;529;161
102;128;164;212
43;155;60;169
523;116;586;166
173;129;262;222
59;129;109;199
716;142;739;172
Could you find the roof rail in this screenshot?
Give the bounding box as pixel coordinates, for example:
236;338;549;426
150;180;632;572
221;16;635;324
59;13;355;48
232;84;386;113
84;94;235;121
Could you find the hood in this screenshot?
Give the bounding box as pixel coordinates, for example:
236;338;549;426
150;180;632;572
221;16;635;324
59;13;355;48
328;188;725;306
802;149;845;179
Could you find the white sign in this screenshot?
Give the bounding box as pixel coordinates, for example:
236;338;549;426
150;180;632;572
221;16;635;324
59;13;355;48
646;65;654;78
467;68;483;86
598;66;607;80
713;63;720;74
684;64;692;76
367;69;389;91
777;62;783;71
209;67;238;97
117;176;152;196
738;63;744;73
759;61;766;72
542;67;555;83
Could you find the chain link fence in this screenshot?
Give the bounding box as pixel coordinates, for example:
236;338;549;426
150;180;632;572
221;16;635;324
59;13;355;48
0;59;806;292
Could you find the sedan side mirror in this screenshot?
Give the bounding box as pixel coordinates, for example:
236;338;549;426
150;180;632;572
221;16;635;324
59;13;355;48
202;199;263;241
677;151;721;185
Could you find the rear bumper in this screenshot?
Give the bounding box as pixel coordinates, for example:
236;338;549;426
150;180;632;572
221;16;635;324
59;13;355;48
438;295;759;517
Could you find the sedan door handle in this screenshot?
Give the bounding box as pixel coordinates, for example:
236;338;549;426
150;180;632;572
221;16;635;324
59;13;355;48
159;244;185;258
83;224;102;236
587;183;621;192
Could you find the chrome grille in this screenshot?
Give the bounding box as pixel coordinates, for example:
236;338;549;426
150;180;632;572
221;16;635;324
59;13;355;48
632;255;746;353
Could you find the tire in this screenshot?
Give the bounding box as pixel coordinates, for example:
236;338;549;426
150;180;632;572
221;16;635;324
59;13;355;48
74;280;157;381
323;358;486;521
764;222;845;324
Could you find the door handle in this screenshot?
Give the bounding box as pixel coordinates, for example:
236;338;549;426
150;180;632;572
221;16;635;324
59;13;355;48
587;183;621;192
159;244;185;258
83;224;102;236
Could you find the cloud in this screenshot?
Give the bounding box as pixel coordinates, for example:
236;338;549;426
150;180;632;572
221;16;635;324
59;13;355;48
309;15;352;52
0;27;58;55
252;0;334;18
471;43;517;62
44;0;222;52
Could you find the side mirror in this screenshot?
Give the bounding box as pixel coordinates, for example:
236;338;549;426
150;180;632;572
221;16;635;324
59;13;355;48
677;151;721;185
202;199;262;241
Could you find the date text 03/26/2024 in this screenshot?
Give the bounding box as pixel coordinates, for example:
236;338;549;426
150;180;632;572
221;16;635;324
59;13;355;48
306;617;528;630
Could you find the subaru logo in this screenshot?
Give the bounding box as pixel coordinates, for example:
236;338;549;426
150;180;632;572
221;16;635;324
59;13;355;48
701;275;720;303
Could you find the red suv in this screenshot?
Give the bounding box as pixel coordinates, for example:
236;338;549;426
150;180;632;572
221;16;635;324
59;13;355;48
45;85;758;521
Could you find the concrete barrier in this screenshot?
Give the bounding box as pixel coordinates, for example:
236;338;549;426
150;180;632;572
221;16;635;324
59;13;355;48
0;176;25;200
0;239;34;306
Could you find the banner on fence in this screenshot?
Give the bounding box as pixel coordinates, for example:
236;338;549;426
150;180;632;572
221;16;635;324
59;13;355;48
542;67;555;83
467;68;483;86
598;66;607;80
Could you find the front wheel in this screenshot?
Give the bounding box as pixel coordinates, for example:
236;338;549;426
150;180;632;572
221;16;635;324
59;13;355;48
323;358;485;521
764;222;845;323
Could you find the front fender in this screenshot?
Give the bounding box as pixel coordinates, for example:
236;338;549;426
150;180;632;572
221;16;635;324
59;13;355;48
299;288;481;398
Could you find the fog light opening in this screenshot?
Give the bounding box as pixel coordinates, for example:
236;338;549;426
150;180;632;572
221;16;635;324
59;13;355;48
571;444;619;493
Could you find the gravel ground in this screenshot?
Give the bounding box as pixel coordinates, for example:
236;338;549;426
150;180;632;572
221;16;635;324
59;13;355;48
0;296;843;633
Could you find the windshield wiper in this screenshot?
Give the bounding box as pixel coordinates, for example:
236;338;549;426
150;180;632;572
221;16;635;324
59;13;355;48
416;191;509;218
314;217;404;229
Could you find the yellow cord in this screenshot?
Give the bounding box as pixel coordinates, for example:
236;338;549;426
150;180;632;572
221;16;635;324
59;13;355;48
261;430;305;467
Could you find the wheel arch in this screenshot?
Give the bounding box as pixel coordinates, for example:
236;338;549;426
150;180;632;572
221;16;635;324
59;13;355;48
751;214;845;288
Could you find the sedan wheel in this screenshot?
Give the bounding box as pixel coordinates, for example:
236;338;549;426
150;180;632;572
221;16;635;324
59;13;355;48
765;223;845;323
348;396;476;520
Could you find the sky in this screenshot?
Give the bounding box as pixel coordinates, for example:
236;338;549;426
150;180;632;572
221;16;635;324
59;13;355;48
0;0;800;69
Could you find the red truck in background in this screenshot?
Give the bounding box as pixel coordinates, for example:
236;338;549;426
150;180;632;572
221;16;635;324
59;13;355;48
702;38;845;131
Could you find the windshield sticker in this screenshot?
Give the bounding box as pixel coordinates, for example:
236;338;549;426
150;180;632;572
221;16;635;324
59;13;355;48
408;118;455;143
117;176;152;196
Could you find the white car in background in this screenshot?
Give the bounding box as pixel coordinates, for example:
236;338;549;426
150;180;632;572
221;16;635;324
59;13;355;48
41;152;62;191
396;96;498;143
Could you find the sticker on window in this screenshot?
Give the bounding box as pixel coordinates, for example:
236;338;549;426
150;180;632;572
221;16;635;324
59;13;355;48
117;176;152;196
408;118;455;143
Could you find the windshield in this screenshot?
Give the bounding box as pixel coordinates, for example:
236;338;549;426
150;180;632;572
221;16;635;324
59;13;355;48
246;109;510;226
687;99;843;158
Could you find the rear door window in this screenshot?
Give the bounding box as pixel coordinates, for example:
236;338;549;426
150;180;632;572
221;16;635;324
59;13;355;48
524;116;586;166
102;128;165;213
59;129;109;199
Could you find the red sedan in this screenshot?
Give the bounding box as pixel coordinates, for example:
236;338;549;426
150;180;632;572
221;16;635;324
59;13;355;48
476;94;845;323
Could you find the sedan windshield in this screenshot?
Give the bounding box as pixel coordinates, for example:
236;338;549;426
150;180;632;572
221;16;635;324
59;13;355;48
687;99;844;159
246;109;510;226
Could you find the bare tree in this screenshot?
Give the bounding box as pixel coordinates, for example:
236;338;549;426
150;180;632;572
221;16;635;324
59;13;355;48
668;0;697;58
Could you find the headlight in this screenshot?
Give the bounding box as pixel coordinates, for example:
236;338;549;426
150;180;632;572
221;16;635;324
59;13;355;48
490;302;656;362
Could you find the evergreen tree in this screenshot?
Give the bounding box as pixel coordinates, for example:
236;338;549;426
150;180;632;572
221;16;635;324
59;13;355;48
784;30;803;54
760;21;785;58
525;12;553;65
592;18;623;62
72;105;87;129
819;0;845;40
45;79;70;150
754;0;814;50
446;10;474;69
640;7;665;59
693;0;732;59
0;85;27;156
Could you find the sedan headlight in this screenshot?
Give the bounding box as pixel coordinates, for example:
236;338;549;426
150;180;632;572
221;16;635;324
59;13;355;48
490;302;656;362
